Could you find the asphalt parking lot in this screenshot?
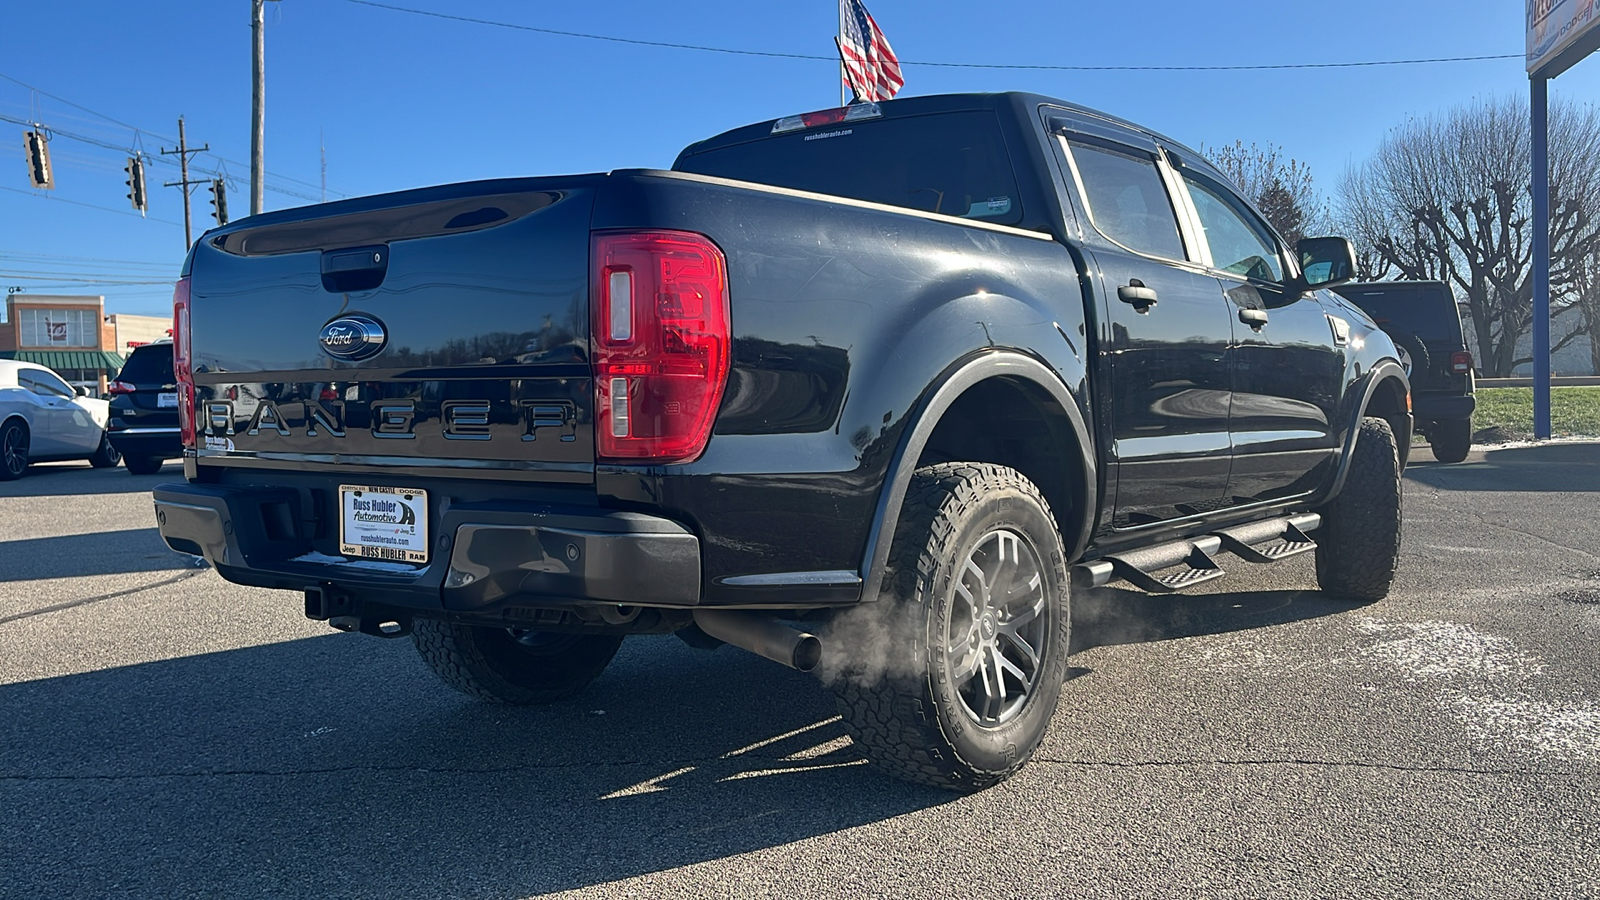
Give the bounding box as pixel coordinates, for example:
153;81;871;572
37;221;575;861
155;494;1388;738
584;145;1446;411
2;446;1598;899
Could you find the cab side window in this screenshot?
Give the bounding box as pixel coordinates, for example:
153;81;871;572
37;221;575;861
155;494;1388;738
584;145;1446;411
1066;140;1186;262
1182;172;1284;283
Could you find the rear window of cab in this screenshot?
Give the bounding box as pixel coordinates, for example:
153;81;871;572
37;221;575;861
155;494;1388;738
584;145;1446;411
675;111;1024;226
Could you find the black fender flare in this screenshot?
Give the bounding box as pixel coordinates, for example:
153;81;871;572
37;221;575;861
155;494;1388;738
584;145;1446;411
857;350;1095;603
1323;359;1411;503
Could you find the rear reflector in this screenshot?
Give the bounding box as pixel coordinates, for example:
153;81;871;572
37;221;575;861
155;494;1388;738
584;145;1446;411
593;231;730;462
771;102;882;134
172;277;195;449
1450;351;1473;374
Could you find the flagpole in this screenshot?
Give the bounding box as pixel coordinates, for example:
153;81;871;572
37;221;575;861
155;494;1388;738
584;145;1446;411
838;1;847;106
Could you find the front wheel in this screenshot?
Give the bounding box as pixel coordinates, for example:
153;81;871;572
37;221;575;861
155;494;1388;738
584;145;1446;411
88;432;121;468
412;619;623;704
0;420;29;481
1316;417;1402;601
829;463;1070;792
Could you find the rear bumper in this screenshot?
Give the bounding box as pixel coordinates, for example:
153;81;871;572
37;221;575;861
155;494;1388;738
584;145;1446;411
108;427;182;460
152;481;701;613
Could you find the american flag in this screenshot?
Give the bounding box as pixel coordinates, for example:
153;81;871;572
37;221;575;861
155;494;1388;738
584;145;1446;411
839;0;904;103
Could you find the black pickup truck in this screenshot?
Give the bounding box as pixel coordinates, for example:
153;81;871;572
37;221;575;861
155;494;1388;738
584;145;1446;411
152;92;1409;791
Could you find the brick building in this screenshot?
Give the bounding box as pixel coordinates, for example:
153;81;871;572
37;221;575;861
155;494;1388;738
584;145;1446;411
0;293;126;392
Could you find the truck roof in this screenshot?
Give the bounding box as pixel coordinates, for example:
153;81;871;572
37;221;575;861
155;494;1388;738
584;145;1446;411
677;91;1215;177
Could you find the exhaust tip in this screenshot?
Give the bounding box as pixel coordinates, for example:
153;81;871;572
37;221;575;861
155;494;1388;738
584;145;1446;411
793;634;822;673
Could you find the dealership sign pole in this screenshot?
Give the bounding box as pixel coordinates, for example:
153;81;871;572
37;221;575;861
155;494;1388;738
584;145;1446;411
1528;0;1600;439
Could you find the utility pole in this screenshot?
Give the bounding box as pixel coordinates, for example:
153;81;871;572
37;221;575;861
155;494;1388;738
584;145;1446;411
162;117;210;249
252;0;280;216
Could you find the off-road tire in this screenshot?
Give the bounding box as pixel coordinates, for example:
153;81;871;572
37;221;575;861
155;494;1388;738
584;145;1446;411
412;619;623;705
1316;417;1402;600
88;433;121;468
1391;331;1430;381
1428;417;1472;464
0;420;28;481
124;455;166;475
829;462;1070;792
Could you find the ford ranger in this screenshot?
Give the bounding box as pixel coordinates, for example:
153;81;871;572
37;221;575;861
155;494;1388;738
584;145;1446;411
152;92;1409;791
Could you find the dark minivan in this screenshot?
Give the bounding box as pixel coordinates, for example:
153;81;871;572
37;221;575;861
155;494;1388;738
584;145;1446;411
1335;281;1475;462
107;341;180;474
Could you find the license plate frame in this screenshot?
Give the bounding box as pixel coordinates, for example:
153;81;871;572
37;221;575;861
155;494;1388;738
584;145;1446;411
156;392;178;408
338;484;429;565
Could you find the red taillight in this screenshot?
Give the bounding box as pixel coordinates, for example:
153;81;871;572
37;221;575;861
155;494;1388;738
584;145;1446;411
592;231;730;462
1450;351;1473;374
172;277;195;450
108;381;137;395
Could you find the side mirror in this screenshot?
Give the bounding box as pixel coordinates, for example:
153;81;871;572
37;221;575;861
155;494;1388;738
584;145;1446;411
75;385;90;397
1294;236;1356;292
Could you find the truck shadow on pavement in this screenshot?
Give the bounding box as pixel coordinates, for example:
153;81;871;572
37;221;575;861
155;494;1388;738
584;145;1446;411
0;529;195;581
1071;586;1368;654
0;583;1372;897
1404;442;1600;492
0;462;173;498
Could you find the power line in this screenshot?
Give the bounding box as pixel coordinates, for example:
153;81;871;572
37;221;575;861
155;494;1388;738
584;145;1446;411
0;70;342;197
0;112;324;202
0;71;170;140
0;252;176;269
0;274;176;285
0;183;184;226
342;0;1522;72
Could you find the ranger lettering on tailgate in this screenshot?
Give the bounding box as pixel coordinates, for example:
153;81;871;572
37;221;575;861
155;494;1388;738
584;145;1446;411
201;399;575;441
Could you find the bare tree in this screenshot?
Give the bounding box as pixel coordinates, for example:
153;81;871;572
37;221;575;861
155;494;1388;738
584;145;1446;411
1564;240;1600;374
1336;96;1600;375
1205;140;1330;246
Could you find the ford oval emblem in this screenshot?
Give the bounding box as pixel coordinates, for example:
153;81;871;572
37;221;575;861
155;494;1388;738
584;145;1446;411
319;314;388;362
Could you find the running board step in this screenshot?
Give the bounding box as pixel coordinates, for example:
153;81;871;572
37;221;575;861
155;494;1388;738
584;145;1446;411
1105;537;1226;594
1214;514;1319;564
1074;513;1321;593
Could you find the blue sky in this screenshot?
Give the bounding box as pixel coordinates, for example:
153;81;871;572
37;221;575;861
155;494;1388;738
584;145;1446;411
3;0;1596;317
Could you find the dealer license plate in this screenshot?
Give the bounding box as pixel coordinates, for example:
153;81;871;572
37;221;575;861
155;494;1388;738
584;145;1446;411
157;392;178;408
339;484;429;564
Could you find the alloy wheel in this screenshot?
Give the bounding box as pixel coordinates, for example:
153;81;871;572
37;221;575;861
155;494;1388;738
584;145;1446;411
944;528;1051;727
2;426;26;477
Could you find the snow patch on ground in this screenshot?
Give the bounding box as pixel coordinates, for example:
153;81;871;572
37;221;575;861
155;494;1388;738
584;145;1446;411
1354;619;1546;681
1355;617;1600;760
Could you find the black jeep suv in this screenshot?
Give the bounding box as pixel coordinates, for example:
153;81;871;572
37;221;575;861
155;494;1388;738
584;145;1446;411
1335;282;1474;462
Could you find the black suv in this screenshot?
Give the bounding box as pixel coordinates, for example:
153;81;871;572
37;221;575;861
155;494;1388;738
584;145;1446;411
107;341;180;475
1334;282;1475;462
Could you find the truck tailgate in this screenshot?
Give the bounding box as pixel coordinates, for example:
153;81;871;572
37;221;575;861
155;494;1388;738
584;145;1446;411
186;178;598;481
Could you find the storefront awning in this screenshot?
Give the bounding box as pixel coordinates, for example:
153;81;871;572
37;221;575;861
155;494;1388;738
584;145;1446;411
0;350;125;372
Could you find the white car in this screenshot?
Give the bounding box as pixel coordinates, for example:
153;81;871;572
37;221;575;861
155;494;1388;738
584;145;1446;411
0;360;121;480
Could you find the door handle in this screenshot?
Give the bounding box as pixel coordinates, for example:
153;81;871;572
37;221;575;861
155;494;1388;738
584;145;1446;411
1238;308;1269;330
1118;280;1158;311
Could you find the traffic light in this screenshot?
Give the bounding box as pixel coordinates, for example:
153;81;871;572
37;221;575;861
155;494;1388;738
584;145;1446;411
208;178;228;224
23;129;53;190
124;156;147;213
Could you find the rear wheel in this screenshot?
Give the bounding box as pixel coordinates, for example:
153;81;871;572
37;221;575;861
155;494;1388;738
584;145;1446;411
412;619;623;704
88;433;121;468
1428;417;1472;464
829;463;1070;792
124;455;166;475
0;420;28;481
1316;417;1402;601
